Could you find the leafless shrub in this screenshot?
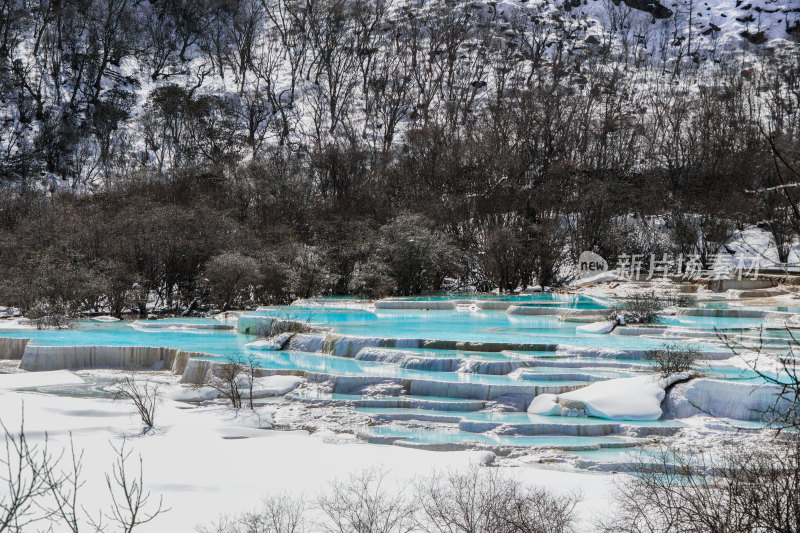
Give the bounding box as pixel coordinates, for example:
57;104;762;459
197;493;305;533
659;293;693;309
206;360;245;409
112;377;161;429
601;440;800;533
200;354;261;409
26;300;76;329
90;440;167;532
1;411;167;532
42;438;84;533
198;467;583;533
415;466;580;533
606;293;665;325
31;315;72;330
717;326;800;431
645;343;699;377
316;468;416;533
0;413;54;532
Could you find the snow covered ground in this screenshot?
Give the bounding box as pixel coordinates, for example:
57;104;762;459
0;372;618;532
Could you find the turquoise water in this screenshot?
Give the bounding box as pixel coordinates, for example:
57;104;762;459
700;301;800;313
657;315;781;329
291;392;484;404
0;320;257;358
355;347;544;361
250;307;720;351
1;295;789;457
200;351;582;387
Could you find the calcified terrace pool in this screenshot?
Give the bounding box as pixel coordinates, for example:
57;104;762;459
0;293;791;466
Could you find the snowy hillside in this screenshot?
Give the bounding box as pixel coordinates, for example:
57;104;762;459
0;0;797;191
0;0;799;313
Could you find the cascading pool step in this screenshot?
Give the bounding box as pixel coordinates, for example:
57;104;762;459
508;348;657;362
236;350;552;384
458;419;682;438
353;347;537;375
355;425;646;451
567;448;693;473
514;371;607;382
356;346;549;361
506;355;652;372
302;371;585;401
517;366;636;378
353;408;684;438
285;392;487;411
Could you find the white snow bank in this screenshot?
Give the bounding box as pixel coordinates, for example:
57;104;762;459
90;315;120;322
529;374;689;420
168;375;303;402
575;320;616;334
665;378;787;421
527;394;562;416
0;307;21;318
245;333;293;351
165;387;221;402
250;375;304;398
0;318;35;330
0;370;84;390
131;320;231;331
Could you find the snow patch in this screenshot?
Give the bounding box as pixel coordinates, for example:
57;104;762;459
665;378;788;421
90;315;121;322
250;375;304;398
529;374;690;420
0;370;84;390
245;333;293;351
576;320;616;334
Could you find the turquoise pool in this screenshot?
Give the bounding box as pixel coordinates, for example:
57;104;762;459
250;307;722;351
0;320;257;359
1;295;785;458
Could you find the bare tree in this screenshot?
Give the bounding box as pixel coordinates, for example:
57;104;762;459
316;468;416;533
2;412;167;532
200;354;262;409
606;293;666;325
91;440;168;532
43;437;85;533
224;0;264;94
645;343;699;377
112;376;162;430
718;327;800;432
415;466;580;533
197;492;305;533
0;413;54;532
602;441;800;533
207;359;244;409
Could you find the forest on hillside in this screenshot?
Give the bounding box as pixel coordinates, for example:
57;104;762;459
0;0;798;317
